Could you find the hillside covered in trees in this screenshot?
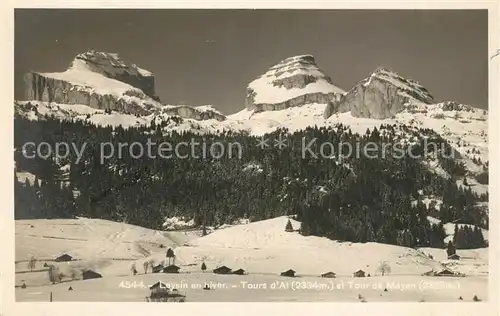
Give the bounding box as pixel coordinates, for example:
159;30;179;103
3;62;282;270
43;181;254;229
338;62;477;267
14;115;488;249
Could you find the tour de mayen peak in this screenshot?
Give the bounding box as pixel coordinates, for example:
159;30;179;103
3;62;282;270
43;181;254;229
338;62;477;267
14;46;489;302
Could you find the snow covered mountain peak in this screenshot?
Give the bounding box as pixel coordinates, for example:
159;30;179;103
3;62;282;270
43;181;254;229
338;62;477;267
364;67;434;105
245;55;345;112
70;50;157;98
324;67;435;120
73;50;153;76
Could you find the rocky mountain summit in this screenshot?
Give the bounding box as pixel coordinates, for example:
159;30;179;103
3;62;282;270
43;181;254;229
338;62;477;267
245;55;345;112
324;67;435;119
71;50;158;99
245;56;438;120
23;50;225;121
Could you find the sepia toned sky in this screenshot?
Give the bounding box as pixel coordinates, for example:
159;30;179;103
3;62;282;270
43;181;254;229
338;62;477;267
15;9;488;114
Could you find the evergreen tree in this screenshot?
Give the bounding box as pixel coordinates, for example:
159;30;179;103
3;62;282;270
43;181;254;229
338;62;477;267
446;241;456;257
166;248;175;265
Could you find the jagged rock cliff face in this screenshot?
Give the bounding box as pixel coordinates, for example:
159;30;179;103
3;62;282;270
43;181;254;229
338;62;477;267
246;55;345;112
23;51;226;120
324;67;434;119
24;71;159;115
24;51;163;115
161;105;226;122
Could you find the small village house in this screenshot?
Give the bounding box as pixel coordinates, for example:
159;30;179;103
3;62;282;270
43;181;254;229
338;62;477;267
321;272;336;278
163;265;181;274
55;254;73;262
149;281;169;293
147;281;185;302
213;266;232;275
82;270;102;280
353;270;366;278
280;269;296;277
232;268;246;275
148;281;169;300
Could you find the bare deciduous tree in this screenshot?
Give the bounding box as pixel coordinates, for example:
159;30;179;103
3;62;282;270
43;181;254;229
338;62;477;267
377;261;391;276
27;256;37;272
69;269;78;280
131;263;137;275
48;265;58;284
148;259;156;270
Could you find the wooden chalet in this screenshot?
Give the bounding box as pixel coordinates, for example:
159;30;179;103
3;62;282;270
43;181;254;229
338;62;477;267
152;264;164;273
163;265;181;274
82;270;102;280
353;270;366;278
280;269;296;277
434;268;456;277
147;281;185;302
321;271;336;278
213;266;232;275
55;254;73;262
232;268;246;275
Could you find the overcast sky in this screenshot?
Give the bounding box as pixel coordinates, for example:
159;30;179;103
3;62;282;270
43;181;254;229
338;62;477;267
15;9;488;114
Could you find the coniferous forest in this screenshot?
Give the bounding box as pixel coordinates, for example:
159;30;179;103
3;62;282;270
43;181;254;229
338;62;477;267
14;115;488;249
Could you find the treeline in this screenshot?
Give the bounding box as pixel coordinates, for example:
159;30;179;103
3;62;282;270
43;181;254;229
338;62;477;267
14;115;488;249
453;224;487;249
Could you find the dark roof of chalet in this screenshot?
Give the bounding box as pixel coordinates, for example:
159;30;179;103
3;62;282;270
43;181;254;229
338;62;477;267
149;281;169;289
165;264;180;269
153;264;164;269
82;270;102;278
436;268;455;274
282;269;295;273
214;266;231;271
233;268;245;272
321;271;336;275
354;269;365;273
163;265;180;272
55;254;73;260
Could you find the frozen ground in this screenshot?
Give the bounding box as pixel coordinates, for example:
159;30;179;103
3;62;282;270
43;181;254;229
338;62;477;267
15;216;488;302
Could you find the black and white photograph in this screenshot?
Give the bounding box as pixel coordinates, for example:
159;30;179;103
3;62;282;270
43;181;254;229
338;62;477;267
6;5;497;309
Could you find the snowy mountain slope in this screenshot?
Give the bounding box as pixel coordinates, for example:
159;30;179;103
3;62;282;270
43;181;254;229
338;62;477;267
15;100;225;130
16;98;488;185
14;217;488;302
419;247;488;276
73;51;155;98
15;218;178;272
141;216;463;277
17;216;486;279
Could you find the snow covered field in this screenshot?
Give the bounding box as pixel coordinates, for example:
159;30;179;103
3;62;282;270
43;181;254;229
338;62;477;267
15;216;488;302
